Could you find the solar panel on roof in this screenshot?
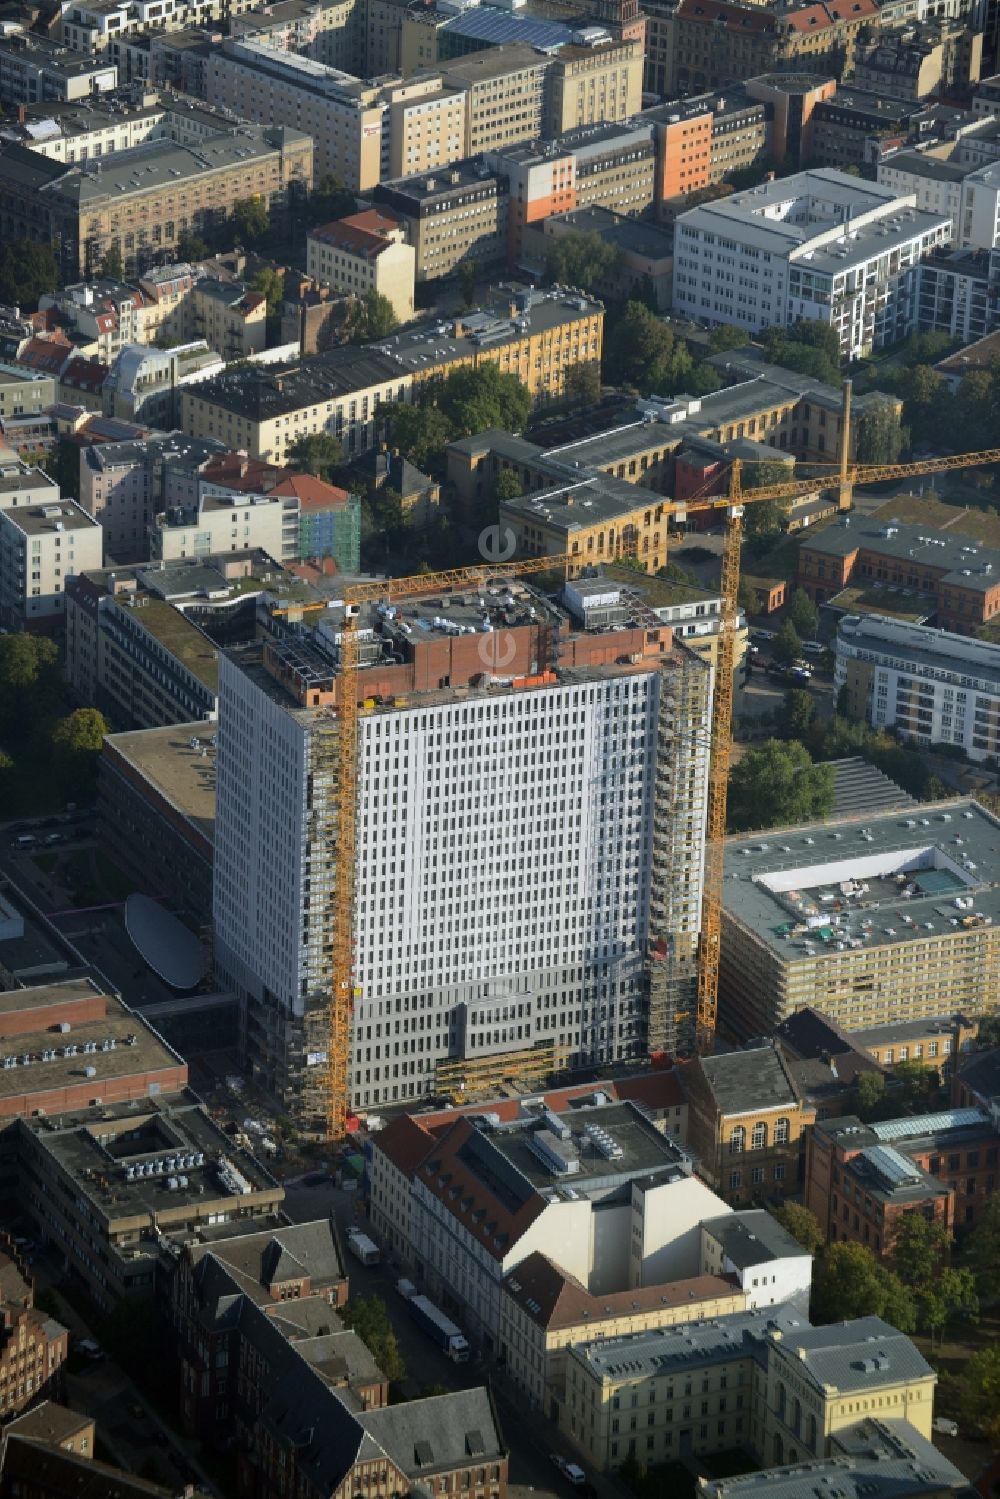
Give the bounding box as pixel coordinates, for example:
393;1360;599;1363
442;6;573;47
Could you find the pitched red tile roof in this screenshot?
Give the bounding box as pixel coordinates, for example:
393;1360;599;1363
60;357;107;392
309;220;394;260
504;1251;741;1330
270;473;351;510
17;336;71;375
676;0;775;31
342;208;402;237
371;1113;436;1180
199;453;284;493
415;1117;547;1260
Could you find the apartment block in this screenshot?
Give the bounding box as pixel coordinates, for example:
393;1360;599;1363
79;430;228;560
851;20;982;103
0;118;312;280
806;1105;1000;1248
718;799;1000;1042
306;211;416;323
916;248;1000;341
213;575;710;1120
60;0;282;54
560;1309;935;1471
188;279;267;359
0;34;117;102
810;88;920;174
0;497;103;631
673;170;951;360
835;614;1000;760
373;162;509;282
179;347;411;464
229;0;361;71
438;45;550;155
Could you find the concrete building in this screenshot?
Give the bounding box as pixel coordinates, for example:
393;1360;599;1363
643;89;773;216
685;1044;816;1205
851;20;982;103
373;161;509;282
0;118;312;281
0;34;117;103
213;574;711;1120
672;170;952;360
104;342;225;430
0;496;103;631
916;247;1000;342
835;614;1000;760
522;207;673;309
98;722;216;922
806;1105;1000;1246
79;430;230;561
796;505;1000;627
718;798;1000;1042
810;89;921;174
560;1309;935;1471
188;279;267;360
306;212;416;323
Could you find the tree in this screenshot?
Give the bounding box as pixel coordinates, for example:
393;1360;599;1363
780;688;817;741
100;243;124;280
0;240;58;310
563;361;601;408
439;364;531;437
230;196;270;247
727;739;835;832
347;289;398;342
916;1264;978;1344
857;398;908;466
709;324;750;353
787;588;819;641
52;708;109;801
458;259;477;309
771;618;801;669
738;577;760;618
176;232;209;263
383;402;455;475
951;1345;1000;1442
546;231;619;296
894;1058;938;1109
774;1202;825;1255
976;1013;1000;1050
812;1241;916;1331
0;633;61;738
603;301;692;395
286;432;344;480
854;1070;887;1120
892;1213;951;1291
494;469;522;503
309;175;357;227
340;1295;406;1383
252;267;286;340
967;1197;1000;1301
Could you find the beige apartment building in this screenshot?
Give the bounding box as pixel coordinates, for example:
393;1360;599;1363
189;279;267;358
0;123;312;280
306;210;415;322
547;39;643;133
387;78;467;177
439;46;549;155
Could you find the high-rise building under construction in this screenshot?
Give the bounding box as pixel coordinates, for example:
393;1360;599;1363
212;574;710;1120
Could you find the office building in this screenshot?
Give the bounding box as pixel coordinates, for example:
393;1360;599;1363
835;614;1000;760
643;89;773;214
797;504;1000;626
718;799;1000;1042
806;1105;1000;1246
672;170;952;360
373;161;510;282
0;118;312;281
306;211;416;323
560;1309;935;1471
810;89;923;174
0;34;117;103
0;496;103;631
213;574;711;1120
98;722;216;921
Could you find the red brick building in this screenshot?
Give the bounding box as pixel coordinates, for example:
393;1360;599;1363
0;1238;68;1420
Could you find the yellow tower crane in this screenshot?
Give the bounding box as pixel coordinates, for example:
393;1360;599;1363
278;428;1000;1139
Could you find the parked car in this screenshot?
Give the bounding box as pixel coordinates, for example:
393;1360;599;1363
551;1455;587;1486
44;832;64;845
801;640;823;655
933;1418;959;1438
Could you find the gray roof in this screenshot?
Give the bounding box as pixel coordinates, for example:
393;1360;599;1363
570;1305;807;1382
851;1013;969;1048
722;797;1000;962
882;149;971;184
827;757;916;817
778;1317;934;1395
361;1388;505;1478
697;1042;800;1115
187;347;406;420
954;1046;1000;1104
804;515;1000;591
836;614;1000;689
700;1210;809;1267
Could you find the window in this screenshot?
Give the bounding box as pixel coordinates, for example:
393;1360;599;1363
751;1121;768;1151
730;1171;742;1190
730;1126;745;1155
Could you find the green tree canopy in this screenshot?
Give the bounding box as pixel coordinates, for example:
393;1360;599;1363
774;1202;825;1255
286;432;344;480
603;301;692;395
738;577;760;618
252;267;286;327
564;361;602;408
494;469;522;503
383;402;455;475
347;289;398;342
812;1241;916;1331
854;1070;887;1120
857;398;908;466
0;633;61;739
967;1197;1000;1301
0;240;58;311
439;363;531;436
727;739;834;832
771;618;802;668
546;231;620;295
780;688;817;741
176;232;209;263
459;259;477;309
761;320;841;384
948;1344;1000;1441
309;175;357;227
892;1213;951;1290
52;708;109;800
339;1295;406;1383
708;324;750;353
787;588;819;640
100;244;124;281
231;196;270;247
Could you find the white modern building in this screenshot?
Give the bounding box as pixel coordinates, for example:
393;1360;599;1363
0;496;103;629
672;169;952;359
879;152;1000;251
212;578;711;1120
835;612;1000;760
